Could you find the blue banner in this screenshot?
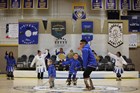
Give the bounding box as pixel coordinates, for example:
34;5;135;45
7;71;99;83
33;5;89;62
10;0;21;9
82;21;93;42
19;22;39;44
133;0;140;10
120;0;131;10
105;0;117;10
37;0;48;9
23;0;34;9
91;0;102;10
129;16;140;32
0;0;8;9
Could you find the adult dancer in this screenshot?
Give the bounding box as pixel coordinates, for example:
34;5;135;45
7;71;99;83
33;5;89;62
78;39;97;90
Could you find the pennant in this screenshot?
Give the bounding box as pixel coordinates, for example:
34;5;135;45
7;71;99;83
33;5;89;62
108;22;123;48
105;0;117;10
133;0;140;10
23;0;34;9
19;22;39;44
37;0;48;9
42;20;47;30
0;0;8;9
91;0;103;10
72;2;86;21
120;0;131;10
51;21;66;39
10;0;21;9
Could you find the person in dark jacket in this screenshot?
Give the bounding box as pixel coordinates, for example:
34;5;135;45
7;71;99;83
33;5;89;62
62;53;81;86
5;51;16;80
78;39;97;90
47;59;56;88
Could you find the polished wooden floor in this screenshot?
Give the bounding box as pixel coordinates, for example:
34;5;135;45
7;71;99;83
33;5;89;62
0;75;140;93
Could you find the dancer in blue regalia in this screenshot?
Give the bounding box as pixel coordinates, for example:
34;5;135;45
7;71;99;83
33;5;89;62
5;51;16;80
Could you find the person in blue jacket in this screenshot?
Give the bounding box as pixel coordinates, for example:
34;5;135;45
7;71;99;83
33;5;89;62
47;59;56;88
78;39;97;90
5;51;16;80
62;53;81;86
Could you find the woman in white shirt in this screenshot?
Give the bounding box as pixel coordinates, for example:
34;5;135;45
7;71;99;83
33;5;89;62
30;50;48;79
108;51;127;81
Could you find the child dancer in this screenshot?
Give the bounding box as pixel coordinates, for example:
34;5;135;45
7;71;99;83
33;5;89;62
62;53;81;86
30;49;48;79
108;52;127;81
47;59;56;88
5;51;16;80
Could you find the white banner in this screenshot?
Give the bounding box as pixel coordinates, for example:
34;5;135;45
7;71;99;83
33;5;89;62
129;34;137;48
7;23;18;38
108;22;123;48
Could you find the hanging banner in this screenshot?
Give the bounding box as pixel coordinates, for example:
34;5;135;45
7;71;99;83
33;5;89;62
19;22;39;44
120;0;131;10
72;2;86;21
37;0;48;9
133;0;140;10
42;20;47;30
6;23;18;38
128;16;140;32
129;34;138;48
105;0;117;10
82;21;93;42
23;0;34;9
51;21;66;39
10;0;21;9
108;22;123;48
0;0;8;9
91;0;103;10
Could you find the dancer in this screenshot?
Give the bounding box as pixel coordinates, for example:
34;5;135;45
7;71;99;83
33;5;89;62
62;53;81;86
47;59;56;88
30;49;48;79
5;51;16;80
78;39;97;90
108;52;127;81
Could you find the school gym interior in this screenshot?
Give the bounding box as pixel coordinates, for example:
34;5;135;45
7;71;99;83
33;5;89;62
0;0;140;93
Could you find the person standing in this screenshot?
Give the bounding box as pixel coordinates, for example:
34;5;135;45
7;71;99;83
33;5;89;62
47;59;56;88
30;49;48;79
78;39;97;90
108;52;127;81
5;51;16;80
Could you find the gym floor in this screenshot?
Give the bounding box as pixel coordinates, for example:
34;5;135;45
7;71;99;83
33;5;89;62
0;75;139;93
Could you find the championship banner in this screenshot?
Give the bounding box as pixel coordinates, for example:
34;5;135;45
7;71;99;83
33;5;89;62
120;0;131;10
108;22;123;48
23;0;34;9
0;0;8;9
82;21;93;42
19;22;39;44
105;0;117;10
37;0;48;9
72;2;86;21
129;34;138;48
10;0;21;9
51;21;66;39
91;0;103;10
6;23;18;38
133;0;140;10
128;16;140;32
